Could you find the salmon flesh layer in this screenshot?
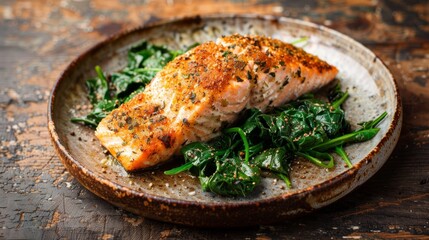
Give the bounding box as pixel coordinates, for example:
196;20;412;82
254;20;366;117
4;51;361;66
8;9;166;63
95;34;338;171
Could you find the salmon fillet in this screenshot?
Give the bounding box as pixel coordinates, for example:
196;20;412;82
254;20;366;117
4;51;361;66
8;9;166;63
95;34;338;171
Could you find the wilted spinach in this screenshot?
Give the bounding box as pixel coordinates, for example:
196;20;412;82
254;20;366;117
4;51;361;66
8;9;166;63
166;86;387;197
71;41;196;127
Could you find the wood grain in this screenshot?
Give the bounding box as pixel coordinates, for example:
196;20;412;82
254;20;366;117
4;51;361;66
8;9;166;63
1;0;428;239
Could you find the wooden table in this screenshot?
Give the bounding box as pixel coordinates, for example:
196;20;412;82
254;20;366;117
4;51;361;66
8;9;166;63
1;0;428;239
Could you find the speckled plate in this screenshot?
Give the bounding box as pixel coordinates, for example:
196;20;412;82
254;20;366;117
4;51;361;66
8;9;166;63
48;15;402;227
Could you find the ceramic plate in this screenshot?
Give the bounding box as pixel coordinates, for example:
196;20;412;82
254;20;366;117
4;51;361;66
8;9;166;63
48;15;402;227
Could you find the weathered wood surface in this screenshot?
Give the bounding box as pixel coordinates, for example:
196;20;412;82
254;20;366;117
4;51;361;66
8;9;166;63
1;0;428;239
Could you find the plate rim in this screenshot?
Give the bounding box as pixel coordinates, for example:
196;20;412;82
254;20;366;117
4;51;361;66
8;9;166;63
48;13;402;218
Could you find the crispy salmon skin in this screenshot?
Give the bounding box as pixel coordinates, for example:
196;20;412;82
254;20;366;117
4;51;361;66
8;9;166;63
95;34;338;171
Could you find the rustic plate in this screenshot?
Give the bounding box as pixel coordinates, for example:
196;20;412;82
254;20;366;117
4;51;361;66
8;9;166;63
48;15;402;227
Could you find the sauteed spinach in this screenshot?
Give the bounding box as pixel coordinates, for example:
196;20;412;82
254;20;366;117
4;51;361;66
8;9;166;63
165;89;386;197
71;41;192;127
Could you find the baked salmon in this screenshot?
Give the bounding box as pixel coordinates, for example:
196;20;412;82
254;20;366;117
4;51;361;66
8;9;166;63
95;34;338;171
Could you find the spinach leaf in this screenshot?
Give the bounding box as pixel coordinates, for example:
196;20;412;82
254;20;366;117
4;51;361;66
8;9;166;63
252;147;293;187
253;147;292;174
181;142;218;176
201;158;260;197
